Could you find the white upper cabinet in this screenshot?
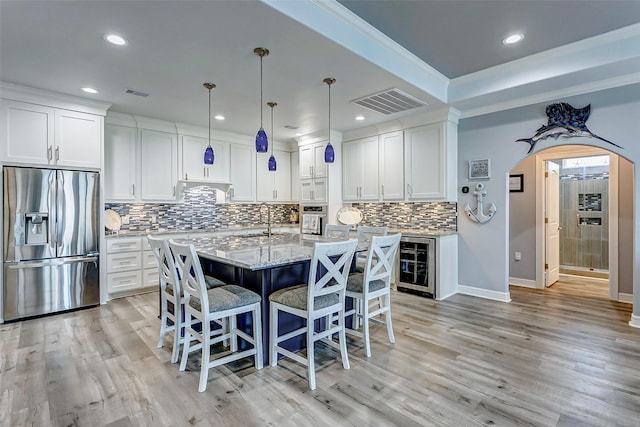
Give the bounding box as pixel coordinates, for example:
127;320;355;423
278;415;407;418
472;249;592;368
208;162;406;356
1;99;101;169
140;129;178;201
54;110;102;169
256;150;291;202
379;131;404;201
404;123;449;200
105;124;137;201
342;136;379;201
229;143;255;202
179;135;229;182
299;142;327;179
290;150;300;202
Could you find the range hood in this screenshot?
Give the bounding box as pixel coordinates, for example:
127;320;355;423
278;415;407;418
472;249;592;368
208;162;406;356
176;179;232;203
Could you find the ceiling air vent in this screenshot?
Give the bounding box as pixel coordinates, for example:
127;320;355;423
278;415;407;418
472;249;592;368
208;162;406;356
351;88;428;115
126;89;149;97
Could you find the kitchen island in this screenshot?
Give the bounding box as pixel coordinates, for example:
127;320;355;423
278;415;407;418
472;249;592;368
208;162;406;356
171;233;366;363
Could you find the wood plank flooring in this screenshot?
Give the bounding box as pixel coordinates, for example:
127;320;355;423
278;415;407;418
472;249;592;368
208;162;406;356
1;285;638;426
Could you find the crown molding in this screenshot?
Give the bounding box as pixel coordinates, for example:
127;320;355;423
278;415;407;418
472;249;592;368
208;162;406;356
0;81;111;115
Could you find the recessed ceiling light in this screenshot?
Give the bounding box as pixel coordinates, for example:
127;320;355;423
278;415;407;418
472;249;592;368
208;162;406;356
355;115;365;121
82;87;99;94
503;33;524;45
103;33;128;46
295;133;303;137
214;115;225;121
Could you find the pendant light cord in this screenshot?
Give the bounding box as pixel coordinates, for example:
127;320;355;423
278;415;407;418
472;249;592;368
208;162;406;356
208;86;212;147
260;55;264;128
328;81;331;144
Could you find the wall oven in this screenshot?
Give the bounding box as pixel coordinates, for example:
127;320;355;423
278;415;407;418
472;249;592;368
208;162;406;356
300;205;326;236
397;236;436;298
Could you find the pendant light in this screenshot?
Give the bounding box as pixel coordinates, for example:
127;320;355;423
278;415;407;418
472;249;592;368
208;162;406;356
323;77;336;163
203;82;216;165
254;47;270;153
267;102;277;171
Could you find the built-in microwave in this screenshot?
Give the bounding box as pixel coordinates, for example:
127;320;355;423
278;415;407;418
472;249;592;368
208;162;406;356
300;205;326;236
396;236;436;298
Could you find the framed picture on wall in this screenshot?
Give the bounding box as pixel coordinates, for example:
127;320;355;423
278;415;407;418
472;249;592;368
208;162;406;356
509;174;524;192
468;159;491;179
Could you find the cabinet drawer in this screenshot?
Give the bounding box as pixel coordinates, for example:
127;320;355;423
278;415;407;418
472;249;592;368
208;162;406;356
143;251;158;269
107;252;142;274
107;237;142;253
143;268;159;288
107;270;142;293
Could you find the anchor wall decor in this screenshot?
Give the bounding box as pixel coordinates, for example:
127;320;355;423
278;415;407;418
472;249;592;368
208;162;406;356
465;183;496;224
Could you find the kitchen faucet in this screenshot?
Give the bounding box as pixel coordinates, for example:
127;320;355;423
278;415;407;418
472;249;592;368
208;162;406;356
260;203;272;238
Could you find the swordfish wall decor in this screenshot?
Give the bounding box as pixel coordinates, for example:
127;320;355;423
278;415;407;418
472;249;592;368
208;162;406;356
516;103;622;154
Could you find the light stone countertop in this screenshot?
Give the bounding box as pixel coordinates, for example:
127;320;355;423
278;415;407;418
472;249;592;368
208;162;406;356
172;233;367;271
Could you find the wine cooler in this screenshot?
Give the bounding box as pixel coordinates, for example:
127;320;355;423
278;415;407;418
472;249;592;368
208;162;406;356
397;236;436;298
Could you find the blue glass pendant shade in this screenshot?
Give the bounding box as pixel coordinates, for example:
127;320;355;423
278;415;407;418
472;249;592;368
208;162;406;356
324;143;335;163
268;154;277;171
256;128;268;152
204;145;214;165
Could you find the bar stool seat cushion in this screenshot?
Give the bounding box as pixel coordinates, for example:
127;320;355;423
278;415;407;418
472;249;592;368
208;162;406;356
269;284;339;311
166;275;225;297
346;273;385;294
189;285;261;313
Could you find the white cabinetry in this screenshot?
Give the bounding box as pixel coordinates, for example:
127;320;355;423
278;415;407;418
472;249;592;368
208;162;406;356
404;123;451;200
299;142;327;179
379;131;404;200
104;124;137;200
179;135;229;182
301;178;327;203
106;237;158;296
342;136;379;201
0;99;101;169
256;150;291;202
229;143;255;202
290;150;300;202
140;129;178;201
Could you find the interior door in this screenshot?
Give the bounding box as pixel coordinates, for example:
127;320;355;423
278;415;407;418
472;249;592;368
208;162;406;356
545;161;560;287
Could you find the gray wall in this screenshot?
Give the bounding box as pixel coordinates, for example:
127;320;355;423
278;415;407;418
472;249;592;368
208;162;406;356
509;156;537;281
458;96;639;312
619;159;634;295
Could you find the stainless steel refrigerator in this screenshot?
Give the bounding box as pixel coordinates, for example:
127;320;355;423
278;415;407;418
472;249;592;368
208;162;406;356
3;166;100;321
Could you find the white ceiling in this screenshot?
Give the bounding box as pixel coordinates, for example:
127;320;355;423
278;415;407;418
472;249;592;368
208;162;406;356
1;0;639;143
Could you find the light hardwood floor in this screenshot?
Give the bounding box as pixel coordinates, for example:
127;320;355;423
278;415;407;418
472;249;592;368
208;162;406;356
1;285;638;426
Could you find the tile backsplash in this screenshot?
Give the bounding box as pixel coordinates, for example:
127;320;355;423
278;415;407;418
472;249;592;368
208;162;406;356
106;186;457;233
351;201;457;231
106;186;298;232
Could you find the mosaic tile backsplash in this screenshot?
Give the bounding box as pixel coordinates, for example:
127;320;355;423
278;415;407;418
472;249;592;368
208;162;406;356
351;202;457;231
106;186;299;232
106;186;457;233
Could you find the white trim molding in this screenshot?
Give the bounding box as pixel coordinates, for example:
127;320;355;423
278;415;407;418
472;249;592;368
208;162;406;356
619;293;634;304
629;314;640;328
509;277;537;288
457;285;512;302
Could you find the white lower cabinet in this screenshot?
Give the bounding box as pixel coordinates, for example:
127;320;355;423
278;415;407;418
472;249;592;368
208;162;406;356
106;237;158;296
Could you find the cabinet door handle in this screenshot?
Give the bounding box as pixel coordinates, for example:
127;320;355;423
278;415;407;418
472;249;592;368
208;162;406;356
132;184;135;196
55;146;59;161
407;184;412;195
381;185;385;196
47;146;53;161
173;185;176;196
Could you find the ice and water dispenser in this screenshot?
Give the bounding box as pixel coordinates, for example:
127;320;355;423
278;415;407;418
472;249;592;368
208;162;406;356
14;212;50;246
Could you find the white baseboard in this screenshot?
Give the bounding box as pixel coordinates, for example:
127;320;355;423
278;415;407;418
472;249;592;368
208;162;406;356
436;288;457;301
618;293;634;304
457;285;512;302
630;314;640;329
509;277;537;288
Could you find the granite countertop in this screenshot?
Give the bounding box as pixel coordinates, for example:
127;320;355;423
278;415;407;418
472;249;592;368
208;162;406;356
388;228;457;238
173;233;367;271
106;223;300;238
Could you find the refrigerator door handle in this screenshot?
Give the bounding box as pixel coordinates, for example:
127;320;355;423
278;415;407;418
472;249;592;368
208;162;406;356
5;256;99;269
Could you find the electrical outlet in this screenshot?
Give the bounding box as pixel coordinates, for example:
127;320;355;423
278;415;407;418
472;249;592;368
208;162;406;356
151;214;157;223
514;251;521;261
121;215;130;225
